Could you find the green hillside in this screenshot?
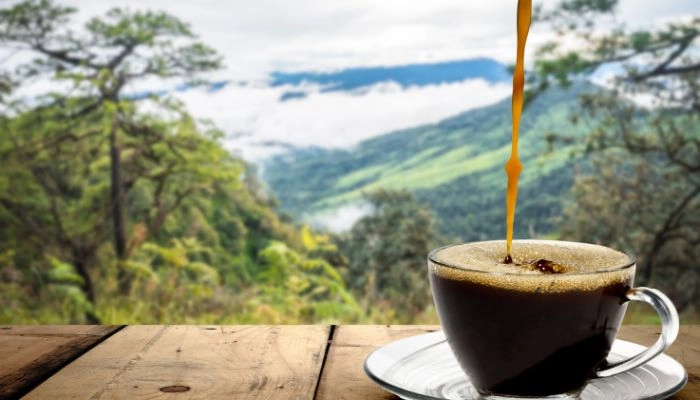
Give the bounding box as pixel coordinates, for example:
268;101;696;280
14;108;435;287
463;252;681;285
264;84;598;240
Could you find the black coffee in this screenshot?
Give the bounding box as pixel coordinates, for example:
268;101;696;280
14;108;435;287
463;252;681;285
428;241;634;397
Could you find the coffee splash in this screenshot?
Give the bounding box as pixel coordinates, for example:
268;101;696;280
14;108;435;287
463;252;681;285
504;0;531;263
519;259;568;274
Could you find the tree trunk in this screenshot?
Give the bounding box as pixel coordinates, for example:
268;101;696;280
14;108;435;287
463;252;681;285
72;256;100;324
641;240;661;285
109;123;129;294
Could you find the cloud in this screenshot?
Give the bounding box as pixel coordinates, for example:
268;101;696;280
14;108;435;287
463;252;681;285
305;202;374;233
175;78;511;160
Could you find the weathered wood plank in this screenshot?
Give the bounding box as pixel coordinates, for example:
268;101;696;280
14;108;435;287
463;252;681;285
315;325;438;400
23;325;330;400
316;325;699;400
0;325;122;400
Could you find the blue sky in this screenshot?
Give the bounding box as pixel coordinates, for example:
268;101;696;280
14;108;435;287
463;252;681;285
3;0;699;160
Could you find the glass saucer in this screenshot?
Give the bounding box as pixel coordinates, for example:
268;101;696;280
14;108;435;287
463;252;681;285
364;331;687;400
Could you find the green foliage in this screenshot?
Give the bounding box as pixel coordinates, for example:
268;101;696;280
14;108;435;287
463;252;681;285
337;189;438;322
248;241;362;323
0;0;228;319
0;99;368;323
0;250;94;323
99;239;221;323
48;257;85;286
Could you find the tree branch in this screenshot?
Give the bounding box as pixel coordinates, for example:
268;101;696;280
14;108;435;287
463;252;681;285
634;63;700;81
106;40;137;69
148;184;205;236
33;43;99;69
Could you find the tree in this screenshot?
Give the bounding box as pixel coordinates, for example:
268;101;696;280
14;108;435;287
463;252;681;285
532;0;699;310
0;98;249;318
338;189;438;321
0;0;222;317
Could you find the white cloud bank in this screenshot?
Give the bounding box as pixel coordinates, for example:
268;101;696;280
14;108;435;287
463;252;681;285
175;79;511;159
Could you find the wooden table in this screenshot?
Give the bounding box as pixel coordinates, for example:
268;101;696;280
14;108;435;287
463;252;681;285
0;325;697;400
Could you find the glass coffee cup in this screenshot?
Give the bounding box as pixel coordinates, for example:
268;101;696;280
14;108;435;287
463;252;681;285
428;240;679;399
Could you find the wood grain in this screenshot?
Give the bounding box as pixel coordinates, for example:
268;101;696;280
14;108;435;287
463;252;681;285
0;325;121;400
315;325;438;400
619;325;700;400
4;325;697;400
317;325;699;400
23;325;331;400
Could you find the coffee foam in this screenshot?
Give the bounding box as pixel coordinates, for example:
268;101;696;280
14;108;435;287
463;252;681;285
429;240;635;293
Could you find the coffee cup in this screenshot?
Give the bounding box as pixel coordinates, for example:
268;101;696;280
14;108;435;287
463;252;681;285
428;240;679;399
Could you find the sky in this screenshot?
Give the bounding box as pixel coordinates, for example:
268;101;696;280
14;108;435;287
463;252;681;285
3;0;699;160
67;0;698;79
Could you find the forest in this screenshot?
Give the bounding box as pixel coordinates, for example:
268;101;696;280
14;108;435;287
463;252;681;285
0;0;698;324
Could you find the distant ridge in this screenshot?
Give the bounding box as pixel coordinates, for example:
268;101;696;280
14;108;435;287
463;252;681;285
125;59;509;103
270;58;510;99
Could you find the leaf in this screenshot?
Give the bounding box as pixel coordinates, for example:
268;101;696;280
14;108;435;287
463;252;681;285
47;257;84;286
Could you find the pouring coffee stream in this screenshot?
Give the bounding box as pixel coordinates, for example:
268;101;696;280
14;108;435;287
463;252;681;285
504;0;531;264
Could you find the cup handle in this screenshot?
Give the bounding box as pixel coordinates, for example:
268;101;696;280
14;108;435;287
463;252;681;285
595;287;679;378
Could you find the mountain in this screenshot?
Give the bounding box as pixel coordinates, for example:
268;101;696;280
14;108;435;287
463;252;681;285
263;83;598;240
270;58;510;100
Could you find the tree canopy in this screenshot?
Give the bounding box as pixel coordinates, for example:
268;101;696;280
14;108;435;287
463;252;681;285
0;0;364;324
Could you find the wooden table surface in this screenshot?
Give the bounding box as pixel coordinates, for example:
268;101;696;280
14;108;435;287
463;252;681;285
0;325;697;400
